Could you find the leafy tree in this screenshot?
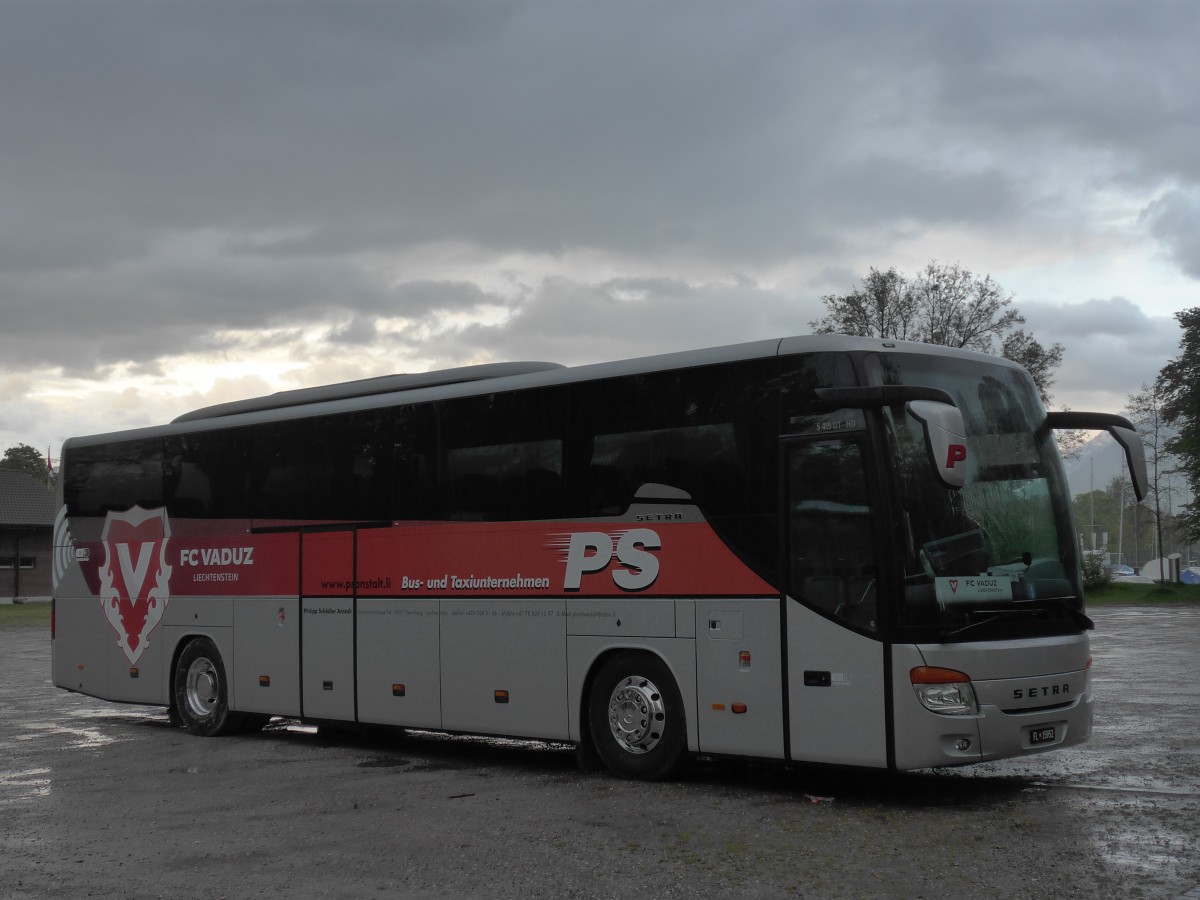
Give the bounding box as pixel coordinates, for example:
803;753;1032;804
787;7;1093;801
1125;382;1179;577
0;444;52;488
811;261;1065;404
1158;306;1200;543
812;266;922;342
1000;329;1064;402
1080;550;1111;591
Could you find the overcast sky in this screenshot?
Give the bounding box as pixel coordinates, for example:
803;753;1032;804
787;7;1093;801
2;2;1197;461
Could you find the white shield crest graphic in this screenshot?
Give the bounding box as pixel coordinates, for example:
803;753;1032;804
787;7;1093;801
98;506;172;665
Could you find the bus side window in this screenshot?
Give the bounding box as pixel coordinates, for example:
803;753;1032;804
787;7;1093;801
392;404;437;521
436;389;567;522
165;429;251;519
788;440;879;632
251;411;391;522
65;439;164;517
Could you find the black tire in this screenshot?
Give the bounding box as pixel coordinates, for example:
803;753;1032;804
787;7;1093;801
172;637;243;736
587;651;686;781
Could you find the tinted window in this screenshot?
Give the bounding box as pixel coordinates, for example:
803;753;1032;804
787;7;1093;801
165;429;251;519
438;389;567;520
392;404;438;520
788;439;879;632
65;439;163;517
574;361;779;519
252;411;391;522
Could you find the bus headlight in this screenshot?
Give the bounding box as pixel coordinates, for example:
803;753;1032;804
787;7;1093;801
910;666;978;715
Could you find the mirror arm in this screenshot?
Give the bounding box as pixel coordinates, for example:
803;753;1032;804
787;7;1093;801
1045;411;1149;503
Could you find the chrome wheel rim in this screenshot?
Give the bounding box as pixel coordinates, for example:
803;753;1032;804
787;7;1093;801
184;656;219;720
606;675;666;754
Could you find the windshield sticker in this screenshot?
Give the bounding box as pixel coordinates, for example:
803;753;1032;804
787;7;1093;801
935;574;1016;607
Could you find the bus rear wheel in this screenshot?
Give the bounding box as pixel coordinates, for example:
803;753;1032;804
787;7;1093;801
173;637;243;736
588;652;686;781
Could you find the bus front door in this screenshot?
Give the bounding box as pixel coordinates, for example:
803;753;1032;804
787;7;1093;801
299;529;357;722
783;438;889;768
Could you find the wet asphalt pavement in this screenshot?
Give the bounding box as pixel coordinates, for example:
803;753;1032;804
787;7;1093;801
1;606;1197;899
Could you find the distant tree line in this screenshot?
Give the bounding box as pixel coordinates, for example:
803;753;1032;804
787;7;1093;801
1;444;53;488
1097;310;1200;571
1157;308;1200;546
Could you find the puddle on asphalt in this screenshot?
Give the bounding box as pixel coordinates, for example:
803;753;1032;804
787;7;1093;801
1085;796;1195;886
0;767;51;803
67;706;161;723
9;704;162;755
17;721;118;750
1103;825;1187;876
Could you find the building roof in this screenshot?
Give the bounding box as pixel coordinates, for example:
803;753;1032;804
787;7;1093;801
0;469;57;527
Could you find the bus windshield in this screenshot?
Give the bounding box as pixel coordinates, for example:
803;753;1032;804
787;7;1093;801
869;353;1083;640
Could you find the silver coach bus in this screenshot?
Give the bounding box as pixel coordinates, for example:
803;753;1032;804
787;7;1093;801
51;335;1147;779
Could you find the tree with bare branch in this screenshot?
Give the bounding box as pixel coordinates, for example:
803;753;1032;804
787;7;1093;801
811;261;1064;404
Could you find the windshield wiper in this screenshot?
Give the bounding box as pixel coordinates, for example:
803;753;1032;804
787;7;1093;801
1019;597;1094;631
940;599;1093;640
941;609;1031;640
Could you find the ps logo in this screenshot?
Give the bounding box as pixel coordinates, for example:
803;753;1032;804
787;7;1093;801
562;529;661;591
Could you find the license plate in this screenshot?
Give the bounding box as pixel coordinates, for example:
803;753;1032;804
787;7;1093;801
1029;726;1056;745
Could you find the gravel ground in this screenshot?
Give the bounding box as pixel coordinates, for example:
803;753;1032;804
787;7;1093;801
1;606;1197;899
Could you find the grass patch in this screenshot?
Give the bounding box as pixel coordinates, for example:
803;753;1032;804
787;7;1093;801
0;602;52;628
1085;581;1200;606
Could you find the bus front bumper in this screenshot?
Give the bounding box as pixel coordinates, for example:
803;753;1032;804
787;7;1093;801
976;691;1094;761
894;690;1094;770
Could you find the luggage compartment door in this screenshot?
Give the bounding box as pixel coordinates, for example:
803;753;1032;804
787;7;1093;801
300;530;357;722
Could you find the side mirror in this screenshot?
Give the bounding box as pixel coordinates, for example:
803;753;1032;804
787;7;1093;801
907;400;969;489
815;386;969;490
1045;411;1149;502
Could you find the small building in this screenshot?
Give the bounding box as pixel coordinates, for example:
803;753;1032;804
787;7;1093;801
0;470;57;600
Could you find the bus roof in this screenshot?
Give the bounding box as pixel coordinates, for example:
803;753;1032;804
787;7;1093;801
66;334;1018;447
172;361;567;424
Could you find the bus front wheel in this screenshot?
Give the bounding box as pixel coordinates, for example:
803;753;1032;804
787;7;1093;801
588;652;686;781
172;637;243;736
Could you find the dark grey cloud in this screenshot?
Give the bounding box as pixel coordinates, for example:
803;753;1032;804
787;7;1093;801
1143;189;1200;279
1022;297;1162;339
326;316;379;346
6;2;1192;283
1020;298;1182;404
1;0;1198;451
435;276;815;367
0;249;395;374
